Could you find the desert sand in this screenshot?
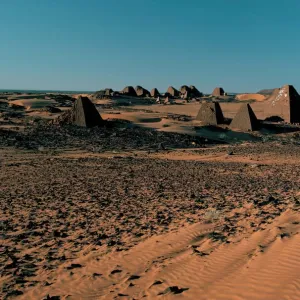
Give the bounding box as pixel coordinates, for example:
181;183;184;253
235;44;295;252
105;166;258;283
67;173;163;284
2;90;300;299
235;93;266;102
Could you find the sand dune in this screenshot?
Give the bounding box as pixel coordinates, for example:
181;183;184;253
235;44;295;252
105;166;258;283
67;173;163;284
102;112;162;124
20;209;300;299
10;99;57;110
102;112;197;136
132;102;267;121
235;93;267;102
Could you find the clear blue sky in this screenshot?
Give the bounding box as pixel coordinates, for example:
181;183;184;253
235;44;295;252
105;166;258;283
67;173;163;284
1;0;300;93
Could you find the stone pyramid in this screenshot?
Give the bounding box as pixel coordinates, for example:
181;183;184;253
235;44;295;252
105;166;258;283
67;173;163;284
212;87;225;96
190;85;203;97
55;96;104;127
264;85;300;123
196;102;224;125
94;88;113;99
180;85;190;94
72;96;103;127
105;88;113;96
166;86;180;97
150;88;160;98
135;86;150;97
121;86;137;97
230;104;259;131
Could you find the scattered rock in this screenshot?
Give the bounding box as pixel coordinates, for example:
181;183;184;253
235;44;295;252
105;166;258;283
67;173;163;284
66;263;83;270
151;280;163;286
158;286;189;295
111;269;122;275
127;274;141;281
43;106;62;113
43;295;61;300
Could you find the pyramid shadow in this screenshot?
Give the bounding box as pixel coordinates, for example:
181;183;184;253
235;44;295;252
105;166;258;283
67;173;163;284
224;118;232;125
260;122;300;134
194;125;260;143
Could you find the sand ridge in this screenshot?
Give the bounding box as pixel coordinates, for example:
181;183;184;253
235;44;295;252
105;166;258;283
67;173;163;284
16;209;300;299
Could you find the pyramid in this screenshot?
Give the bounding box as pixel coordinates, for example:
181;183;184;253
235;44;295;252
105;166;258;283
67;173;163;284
105;88;113;96
190;85;203;97
55;96;103;127
264;85;300;123
196;102;224;125
180;85;190;94
94;90;105;99
94;88;113;99
72;96;103;127
121;86;137;97
135;86;150;97
180;85;203;98
150;88;160;98
230;104;259;131
212;87;225;96
166;86;180;97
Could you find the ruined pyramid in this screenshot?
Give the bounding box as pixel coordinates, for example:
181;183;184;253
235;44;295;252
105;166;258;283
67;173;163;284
135;86;150;97
190;85;203;97
150;88;160;98
55;96;103;127
196;102;224;125
264;85;300;123
166;86;180;97
230;103;259;131
212;87;225;96
121;86;137;97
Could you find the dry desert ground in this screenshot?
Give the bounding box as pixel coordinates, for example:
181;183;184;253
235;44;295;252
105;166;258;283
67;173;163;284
2;91;300;299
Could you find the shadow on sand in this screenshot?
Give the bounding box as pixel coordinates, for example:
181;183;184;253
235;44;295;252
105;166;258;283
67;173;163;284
194;125;260;143
260;122;300;135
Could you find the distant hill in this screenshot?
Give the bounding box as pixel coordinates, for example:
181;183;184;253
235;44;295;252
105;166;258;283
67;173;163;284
257;88;277;95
